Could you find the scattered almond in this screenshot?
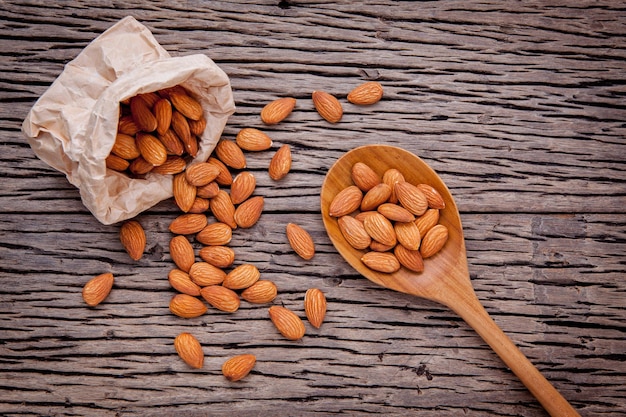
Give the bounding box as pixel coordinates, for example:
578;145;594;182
236;128;273;151
169;235;195;273
261;97;296;125
312;90;342;123
185;162;220;187
286;223;315;260
168;269;202;296
223;264;260;290
230;171;256;205
215;139;246;170
82;272;114;307
174;332;204;369
268;306;306;341
173;172;197;213
268;144;291;181
304;288;327;329
347;81;383;105
196;222;233;246
198;245;235;269
169;213;207;235
234;196;264;229
241;280;277;304
189;261;226;286
169;293;207;318
210;190;238;229
222;354;256;382
119;220;146;261
200;285;240;313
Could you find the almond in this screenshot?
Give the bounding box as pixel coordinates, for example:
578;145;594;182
329;185;363;217
137;92;160;108
215;139;246;169
111;133;141;160
377;203;415;223
395;181;428;216
415;209;440;237
82;272;114;307
208;157;233;186
171;110;193;154
222;354;256;382
189;261;226;286
105;154;129;172
136;132;167;166
154;98;172;136
157;129;184;156
394;244;424;273
394;221;421;251
417;183;446;209
347;81;383;105
236;128;273;151
362;212;396;247
174;332;204;369
338;215;371;250
382;168;405;204
199;245;235;268
200;285;240;313
210;190;237;229
268;144;291;181
169;293;207;318
286;223;315;260
169;235;195;272
130;95;157;132
128;156;153;175
169;213;207;235
169;90;203;121
234;196;264;229
360;183;392;211
354;211;377;222
173;172;197;213
351;162;381;192
420;224;449;258
304;288;326;329
168;269;201;296
312;90;342;123
196;181;220;199
118;115;140;136
361;251;400;273
188;197;210;214
119;220;146;261
369;240;396;252
223;264;260;290
241;280;277;304
151;155;187;175
185;162;220;187
188;116;207;136
230;171;256;205
196;222;233;246
268;306;306;341
261;97;296;125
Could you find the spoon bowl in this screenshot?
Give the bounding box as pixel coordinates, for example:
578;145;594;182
321;144;580;417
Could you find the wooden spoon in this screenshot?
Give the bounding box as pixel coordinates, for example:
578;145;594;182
321;144;581;417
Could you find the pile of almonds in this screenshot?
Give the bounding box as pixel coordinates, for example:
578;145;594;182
81;80;385;381
329;162;449;274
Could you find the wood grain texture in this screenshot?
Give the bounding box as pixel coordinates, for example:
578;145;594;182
1;1;625;416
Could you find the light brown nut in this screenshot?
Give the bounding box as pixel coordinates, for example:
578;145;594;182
417;183;446;209
394;244;424;273
354;211;377;223
347;81;383;105
154;98;172;136
234;196;264;229
119;220;146;261
128;156;153;175
362;212;397;247
105;154;130;172
189;261;226;286
196;181;220;199
369;240;396;252
329;185;363;217
137;92;160;108
185;162;220;187
382;168;405;204
268;306;306;341
198;245;235;269
286;223;315;260
377;203;415;223
171;111;193;154
136;132;167;166
215;139;246;170
130;95;157;132
188;116;207;136
304;288;327;329
338;215;371;250
420;224;449;258
361;251;400;273
230;171;256;205
82;272;114;307
351;162;381;192
240;280;277;304
169;213;207;235
415;208;440;237
268;144;292;181
236;128;273;151
200;285;240;313
222;354;256;382
188;197;210;214
111;133;141;160
312;90;342;123
169;293;207;318
208;157;233;186
210;190;238;229
174;332;204;369
150;156;187;175
169;90;204;121
173;172;197;213
196;222;233;246
360;183;392;211
169;235;195;272
118;115;140;136
157;129;184;156
168;269;201;297
395;181;428;216
261;97;296;125
394;221;421;251
223;264;260;290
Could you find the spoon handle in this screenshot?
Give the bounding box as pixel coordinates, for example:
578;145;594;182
447;291;581;417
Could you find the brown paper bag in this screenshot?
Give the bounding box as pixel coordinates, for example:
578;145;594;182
22;16;235;225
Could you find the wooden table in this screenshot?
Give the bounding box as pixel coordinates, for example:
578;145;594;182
1;2;625;416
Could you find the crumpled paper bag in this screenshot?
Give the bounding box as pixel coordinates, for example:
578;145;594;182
22;16;235;225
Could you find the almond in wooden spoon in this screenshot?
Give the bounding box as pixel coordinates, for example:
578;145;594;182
320;144;581;417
